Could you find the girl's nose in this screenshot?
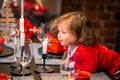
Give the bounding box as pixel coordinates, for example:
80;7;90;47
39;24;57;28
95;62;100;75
57;32;61;39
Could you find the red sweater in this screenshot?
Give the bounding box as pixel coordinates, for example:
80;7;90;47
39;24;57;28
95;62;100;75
71;43;120;75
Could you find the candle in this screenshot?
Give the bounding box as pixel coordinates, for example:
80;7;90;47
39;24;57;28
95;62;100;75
42;38;48;54
21;0;24;18
20;18;25;46
20;0;25;46
20;32;25;46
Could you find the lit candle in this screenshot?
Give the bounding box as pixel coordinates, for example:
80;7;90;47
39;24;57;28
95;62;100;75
42;38;48;54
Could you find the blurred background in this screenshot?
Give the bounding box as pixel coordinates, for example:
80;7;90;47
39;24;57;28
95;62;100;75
0;0;120;52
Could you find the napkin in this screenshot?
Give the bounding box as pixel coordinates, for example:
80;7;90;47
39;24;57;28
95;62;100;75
13;75;34;80
40;73;65;80
90;72;111;80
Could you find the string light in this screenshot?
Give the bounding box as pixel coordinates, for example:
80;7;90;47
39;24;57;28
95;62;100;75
13;0;18;7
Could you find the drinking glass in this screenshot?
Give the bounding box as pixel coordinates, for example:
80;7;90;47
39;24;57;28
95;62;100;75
6;23;18;44
60;54;74;79
7;23;20;65
59;63;74;80
35;22;53;73
37;22;50;42
12;38;33;76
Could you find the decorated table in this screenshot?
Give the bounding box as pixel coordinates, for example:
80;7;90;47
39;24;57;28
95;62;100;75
0;43;112;80
0;62;112;80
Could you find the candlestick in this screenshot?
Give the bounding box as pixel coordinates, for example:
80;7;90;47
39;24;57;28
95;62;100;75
42;38;48;54
34;40;54;73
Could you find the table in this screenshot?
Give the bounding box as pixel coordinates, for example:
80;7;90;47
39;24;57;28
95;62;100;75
0;59;61;80
0;43;113;80
0;61;112;80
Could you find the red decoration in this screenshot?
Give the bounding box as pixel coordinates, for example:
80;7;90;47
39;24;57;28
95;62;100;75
46;33;64;54
0;46;3;52
0;37;4;45
74;70;92;80
29;27;40;33
18;17;34;39
25;1;47;15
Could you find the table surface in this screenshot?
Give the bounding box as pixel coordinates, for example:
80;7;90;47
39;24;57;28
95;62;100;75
0;60;60;80
0;60;112;80
0;43;112;80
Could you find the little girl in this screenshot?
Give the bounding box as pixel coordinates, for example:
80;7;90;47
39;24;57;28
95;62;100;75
50;12;120;79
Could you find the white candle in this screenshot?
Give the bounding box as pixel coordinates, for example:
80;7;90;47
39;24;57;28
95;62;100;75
20;18;24;46
42;38;48;54
20;0;25;46
21;0;24;18
20;32;25;46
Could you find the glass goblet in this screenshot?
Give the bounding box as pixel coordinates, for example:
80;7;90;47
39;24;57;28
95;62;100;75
35;22;54;73
12;38;33;76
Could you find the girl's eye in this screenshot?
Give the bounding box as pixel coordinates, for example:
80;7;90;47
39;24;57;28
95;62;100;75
62;31;66;34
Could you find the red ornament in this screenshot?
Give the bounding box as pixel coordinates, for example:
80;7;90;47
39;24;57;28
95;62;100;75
18;17;34;39
24;1;47;15
0;37;4;45
0;46;3;52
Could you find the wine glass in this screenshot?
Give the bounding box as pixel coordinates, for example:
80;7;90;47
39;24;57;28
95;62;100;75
12;38;33;76
35;22;53;73
7;23;20;65
5;23;17;44
37;22;50;42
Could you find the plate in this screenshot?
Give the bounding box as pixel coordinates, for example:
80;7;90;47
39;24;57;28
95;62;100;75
47;52;63;59
0;44;14;57
38;47;63;59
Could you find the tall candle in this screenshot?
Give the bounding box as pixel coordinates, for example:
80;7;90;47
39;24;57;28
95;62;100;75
20;32;25;46
20;0;25;46
42;38;48;54
20;18;24;46
21;0;24;18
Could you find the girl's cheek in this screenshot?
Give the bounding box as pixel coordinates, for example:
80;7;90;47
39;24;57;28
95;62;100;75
57;33;62;39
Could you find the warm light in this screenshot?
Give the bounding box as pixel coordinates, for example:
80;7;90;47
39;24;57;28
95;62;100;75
13;0;18;6
34;5;39;10
14;2;18;7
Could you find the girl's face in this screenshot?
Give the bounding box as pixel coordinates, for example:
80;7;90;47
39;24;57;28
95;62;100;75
57;21;77;47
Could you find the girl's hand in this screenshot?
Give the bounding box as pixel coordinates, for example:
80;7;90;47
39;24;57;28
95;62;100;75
63;58;71;67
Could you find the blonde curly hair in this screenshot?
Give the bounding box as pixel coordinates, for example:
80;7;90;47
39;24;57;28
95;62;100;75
50;12;97;46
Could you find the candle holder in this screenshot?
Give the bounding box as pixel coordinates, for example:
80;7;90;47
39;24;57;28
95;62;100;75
11;46;31;76
11;45;30;68
34;54;54;73
34;22;53;73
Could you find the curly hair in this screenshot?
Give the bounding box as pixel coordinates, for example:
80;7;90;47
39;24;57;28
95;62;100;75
50;12;97;46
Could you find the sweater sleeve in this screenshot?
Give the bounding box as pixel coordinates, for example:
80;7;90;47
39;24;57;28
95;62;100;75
73;44;99;73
